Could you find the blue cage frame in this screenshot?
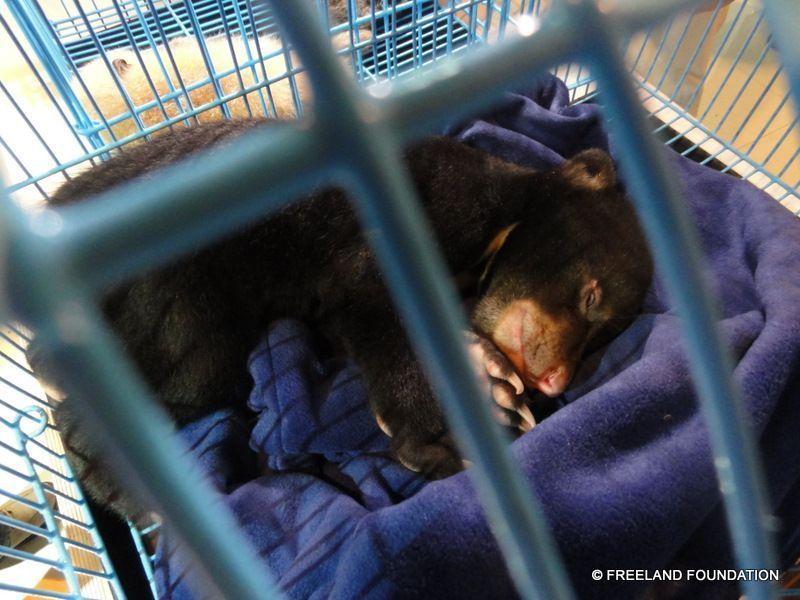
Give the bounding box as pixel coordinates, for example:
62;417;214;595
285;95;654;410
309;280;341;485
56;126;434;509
0;0;795;598
2;0;490;198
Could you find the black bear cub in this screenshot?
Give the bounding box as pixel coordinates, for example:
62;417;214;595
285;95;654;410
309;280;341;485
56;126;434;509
27;119;653;521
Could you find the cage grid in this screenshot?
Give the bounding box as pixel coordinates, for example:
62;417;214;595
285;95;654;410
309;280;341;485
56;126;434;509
0;326;123;599
0;0;798;598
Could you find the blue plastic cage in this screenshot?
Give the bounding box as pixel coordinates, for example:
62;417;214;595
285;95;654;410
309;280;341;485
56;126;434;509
0;0;798;598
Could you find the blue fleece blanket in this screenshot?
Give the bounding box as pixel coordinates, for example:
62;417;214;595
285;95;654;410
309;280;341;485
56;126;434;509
154;75;800;600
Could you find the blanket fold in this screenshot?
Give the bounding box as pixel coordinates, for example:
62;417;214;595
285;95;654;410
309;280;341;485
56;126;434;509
155;75;800;600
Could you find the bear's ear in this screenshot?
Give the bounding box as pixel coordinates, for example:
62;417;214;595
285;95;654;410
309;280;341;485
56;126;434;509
112;58;132;76
560;149;616;191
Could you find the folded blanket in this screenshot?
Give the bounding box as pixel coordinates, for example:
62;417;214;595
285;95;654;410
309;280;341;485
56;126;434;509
154;75;800;600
